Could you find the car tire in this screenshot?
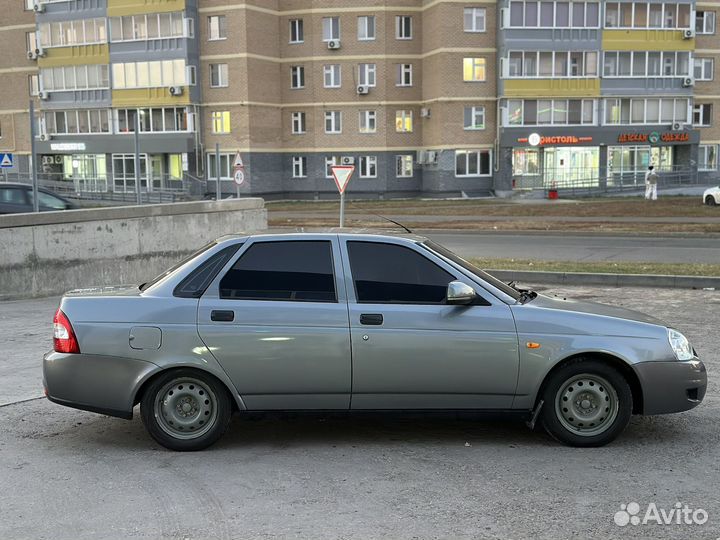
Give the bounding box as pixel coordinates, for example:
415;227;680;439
706;196;718;207
539;359;632;447
140;369;232;451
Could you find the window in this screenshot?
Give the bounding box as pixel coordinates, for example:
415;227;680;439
41;65;110;91
111;59;187;89
605;2;691;29
108;13;184;42
396;155;413;177
395;110;413;132
292;156;307;178
290;65;305;89
397;64;412;86
208;15;226;40
291;111;306;134
210;63;228;88
359;156;377;178
113;107;190;133
464;106;485;130
608;146;673;174
26;31;37;52
698;145;718;171
358;63;376;87
463;58;486;81
172;244;243;299
347;241;455;304
358;15;375;40
602;51;690;78
219;241;336;302
289;18;303;43
455;150;491;177
322;16;340;41
325;110;342;133
40;18;108;47
464;7;486;32
694;58;714;81
510;1;599;28
211;111;231;134
44;110;112;134
604;98;687;125
696;11;716;34
693;104;712;127
24;0;33;10
207;152;232;179
323;64;341;88
325;155;341;177
396;15;412;39
28;74;40;96
359;110;376;133
505;51;597;78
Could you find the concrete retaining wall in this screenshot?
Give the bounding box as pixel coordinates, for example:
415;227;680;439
0;199;267;300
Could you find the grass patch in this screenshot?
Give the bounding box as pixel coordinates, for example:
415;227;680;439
469;258;720;277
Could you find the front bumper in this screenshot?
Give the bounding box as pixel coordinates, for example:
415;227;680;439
43;351;158;419
635;359;707;415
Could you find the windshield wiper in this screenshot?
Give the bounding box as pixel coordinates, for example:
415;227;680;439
518;290;537;303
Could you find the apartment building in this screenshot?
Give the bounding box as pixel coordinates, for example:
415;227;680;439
0;0;717;199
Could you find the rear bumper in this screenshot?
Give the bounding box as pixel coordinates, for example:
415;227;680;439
635;359;707;415
43;351;158;420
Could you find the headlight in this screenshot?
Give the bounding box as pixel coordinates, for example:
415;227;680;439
668;329;695;361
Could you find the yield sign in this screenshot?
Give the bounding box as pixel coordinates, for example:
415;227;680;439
331;165;354;194
233;151;244;169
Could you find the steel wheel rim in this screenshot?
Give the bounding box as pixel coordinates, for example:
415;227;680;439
154;378;218;440
554;373;619;437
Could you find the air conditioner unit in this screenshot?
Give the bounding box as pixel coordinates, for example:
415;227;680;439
683;28;695;39
27;50;37;60
357;85;369;95
682;77;695;87
420;107;431;118
35;47;46;57
341;156;355;165
327;40;341;50
671;122;683;131
39;90;49;100
33;2;45;12
39;133;52;141
169;85;184;96
416;150;427;164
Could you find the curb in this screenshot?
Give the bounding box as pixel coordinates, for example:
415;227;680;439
486;269;720;289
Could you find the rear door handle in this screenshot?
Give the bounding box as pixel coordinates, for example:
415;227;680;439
211;310;234;322
360;313;383;325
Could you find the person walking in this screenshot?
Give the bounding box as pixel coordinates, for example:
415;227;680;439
644;165;658;201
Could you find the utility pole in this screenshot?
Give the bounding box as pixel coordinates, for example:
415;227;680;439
29;100;39;212
134;112;141;205
215;143;221;201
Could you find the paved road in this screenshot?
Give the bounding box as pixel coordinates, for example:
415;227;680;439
2;287;719;539
420;231;720;264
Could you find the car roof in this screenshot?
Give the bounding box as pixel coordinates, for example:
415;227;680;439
215;229;429;245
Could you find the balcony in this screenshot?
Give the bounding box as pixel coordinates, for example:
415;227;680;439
112;87;190;107
37;44;109;68
602;29;695;51
107;0;185;17
502;79;600;98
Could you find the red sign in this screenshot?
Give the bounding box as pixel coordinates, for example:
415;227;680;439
517;135;593;145
330;165;354;194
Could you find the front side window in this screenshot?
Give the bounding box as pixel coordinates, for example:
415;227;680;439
396;15;412;39
359;63;376;87
210;63;228;88
359;156;377;178
289;18;303;43
455;150;491;177
464;7;486;32
464;106;485;130
358;15;375;40
463;57;486;81
322;16;340;41
219;241;336;302
208;15;226;40
347;241;455;304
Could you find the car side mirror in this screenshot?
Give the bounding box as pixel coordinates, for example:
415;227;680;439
446;281;476;305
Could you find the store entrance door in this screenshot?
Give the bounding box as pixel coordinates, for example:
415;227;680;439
543;147;599;188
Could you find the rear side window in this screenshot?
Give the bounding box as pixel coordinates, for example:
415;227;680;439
347;241;455;304
219;241;336;302
174;243;242;298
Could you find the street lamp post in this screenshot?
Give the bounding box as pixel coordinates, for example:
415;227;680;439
134;112;141;205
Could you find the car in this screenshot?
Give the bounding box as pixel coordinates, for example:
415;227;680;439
703;185;720;206
0;182;76;214
43;232;707;451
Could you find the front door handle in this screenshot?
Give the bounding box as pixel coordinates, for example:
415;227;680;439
360;313;383;325
211;310;234;322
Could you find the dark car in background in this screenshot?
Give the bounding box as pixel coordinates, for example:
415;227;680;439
0;183;76;214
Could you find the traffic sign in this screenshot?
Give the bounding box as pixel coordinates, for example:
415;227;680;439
331;165;354;194
233;152;244;169
233;169;245;186
0;153;13;168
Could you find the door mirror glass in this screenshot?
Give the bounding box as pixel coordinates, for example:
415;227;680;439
446;281;476;305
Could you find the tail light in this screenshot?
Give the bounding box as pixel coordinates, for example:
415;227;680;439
53;308;80;354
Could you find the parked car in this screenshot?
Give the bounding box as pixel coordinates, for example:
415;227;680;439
0;183;76;214
44;233;706;450
703;186;720;206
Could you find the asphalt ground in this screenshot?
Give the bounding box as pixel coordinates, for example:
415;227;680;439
1;285;719;539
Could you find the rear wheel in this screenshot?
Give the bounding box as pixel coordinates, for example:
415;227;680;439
706;196;718;206
540;359;632;447
140;369;232;451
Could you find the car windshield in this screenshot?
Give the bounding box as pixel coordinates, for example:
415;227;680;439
139;241;217;291
421;240;523;302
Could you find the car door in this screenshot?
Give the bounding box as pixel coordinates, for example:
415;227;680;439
340;238;519;410
0;187;30;214
198;236;352;410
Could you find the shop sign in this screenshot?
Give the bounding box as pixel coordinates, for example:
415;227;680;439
518;134;593;146
617;132;689;144
49;142;86;152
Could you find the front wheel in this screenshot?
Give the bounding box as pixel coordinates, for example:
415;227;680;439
140;369;232;451
706;196;718;207
540;359;632;447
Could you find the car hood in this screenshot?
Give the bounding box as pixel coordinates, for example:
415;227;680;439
524;293;667;327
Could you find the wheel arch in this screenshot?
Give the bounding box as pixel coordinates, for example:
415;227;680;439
534;352;644;415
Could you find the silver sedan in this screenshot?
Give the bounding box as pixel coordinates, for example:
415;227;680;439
44;232;707;450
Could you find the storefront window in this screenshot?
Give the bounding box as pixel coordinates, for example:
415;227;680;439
62;154;107;192
608;146;673;181
512;149;540;175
